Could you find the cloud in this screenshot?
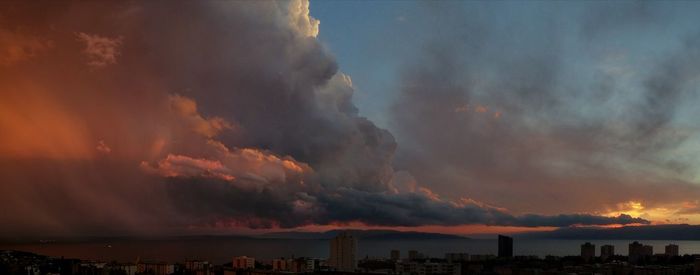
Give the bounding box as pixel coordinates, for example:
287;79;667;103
161;173;649;229
387;1;700;220
169;94;233;138
142;138;311;187
311;188;649;227
0;29;53;66
284;0;320;37
141;154;235;182
75;32;123;67
0;1;656;236
96;140;111;154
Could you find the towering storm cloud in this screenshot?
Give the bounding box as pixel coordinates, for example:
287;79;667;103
0;1;650;236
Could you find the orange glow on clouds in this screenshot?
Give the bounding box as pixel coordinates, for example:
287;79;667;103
0;29;53;66
601;200;700;225
0;87;93;159
141;154;236;181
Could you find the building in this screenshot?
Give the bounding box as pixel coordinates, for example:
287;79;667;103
601;245;615;261
272;258;290;271
665;244;679;257
233;256;255;269
285;258;316;273
498;235;513;258
305;258;317;272
581;242;595;262
396;260;461;275
111;263;137;275
329;232;357;272
409;250;423;260
445;253;470;262
629;241;653;264
644;245;654;256
391;250;401;261
137;261;174;275
470;255;496;261
185;260;210;273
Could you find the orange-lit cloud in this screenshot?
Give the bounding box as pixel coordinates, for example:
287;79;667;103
96;140;112;154
141;154;235;181
0;29;53;66
601;200;700;225
170;94;233;138
75;32;123;67
142;136;311;187
0;86;93;159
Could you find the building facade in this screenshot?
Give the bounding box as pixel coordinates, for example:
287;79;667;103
396;260;460;275
601;245;615;261
445;253;470;262
233;256;255;269
391;250;401;261
581;242;595;262
629;241;653;264
137;261;174;275
665;244;679;257
498;235;513;258
329;232;357;272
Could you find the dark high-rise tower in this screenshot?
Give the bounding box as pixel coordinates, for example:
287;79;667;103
629;241;652;264
390;250;400;261
581;242;595;262
498;235;513;258
601;245;615;261
665;244;679;257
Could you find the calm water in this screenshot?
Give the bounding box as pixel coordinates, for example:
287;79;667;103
2;239;700;265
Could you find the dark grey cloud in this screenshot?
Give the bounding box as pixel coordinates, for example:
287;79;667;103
159;178;649;229
313;189;648;227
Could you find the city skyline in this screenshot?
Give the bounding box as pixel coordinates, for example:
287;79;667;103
3;234;699;275
2;0;700;238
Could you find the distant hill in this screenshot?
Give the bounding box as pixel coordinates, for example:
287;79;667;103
259;229;469;240
518;224;700;240
0;230;466;244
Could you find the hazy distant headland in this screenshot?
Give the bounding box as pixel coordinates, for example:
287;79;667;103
6;225;700;245
259;230;469;240
0;229;468;244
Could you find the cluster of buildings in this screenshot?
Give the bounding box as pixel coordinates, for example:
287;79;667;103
580;242;681;264
3;234;700;275
0;250;212;275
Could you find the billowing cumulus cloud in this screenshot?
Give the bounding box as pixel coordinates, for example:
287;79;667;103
0;0;651;237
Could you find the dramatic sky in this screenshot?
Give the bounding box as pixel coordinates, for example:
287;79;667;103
1;1;699;237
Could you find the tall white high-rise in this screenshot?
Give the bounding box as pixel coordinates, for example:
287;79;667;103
329;232;357;271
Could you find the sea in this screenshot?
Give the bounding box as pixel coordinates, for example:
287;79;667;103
2;239;700;265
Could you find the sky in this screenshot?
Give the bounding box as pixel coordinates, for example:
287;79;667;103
0;0;699;237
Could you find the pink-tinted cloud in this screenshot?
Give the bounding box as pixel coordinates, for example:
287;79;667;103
75;32;123;67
